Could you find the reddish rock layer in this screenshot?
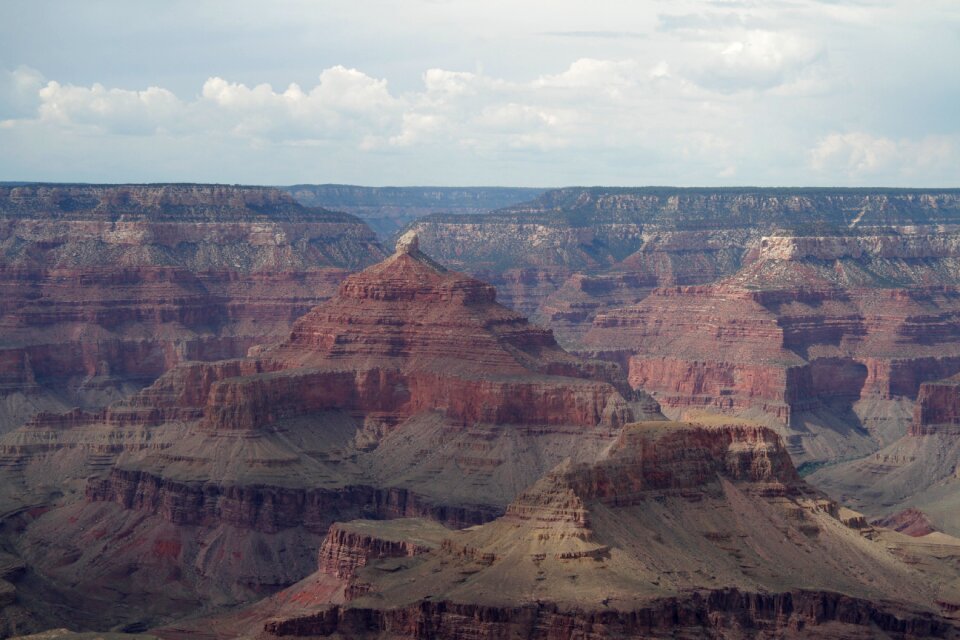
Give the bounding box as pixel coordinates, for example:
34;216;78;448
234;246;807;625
193;236;633;434
582;251;960;440
912;375;960;435
87;469;497;532
316;521;446;580
506;422;805;527
872;508;938;537
0;184;387;432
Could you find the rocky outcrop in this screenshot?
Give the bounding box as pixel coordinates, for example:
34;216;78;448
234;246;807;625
86;470;496;533
912;375;960;435
873;508;938;537
505;422;805;525
0;183;386;434
241;419;960;639
316;520;447;580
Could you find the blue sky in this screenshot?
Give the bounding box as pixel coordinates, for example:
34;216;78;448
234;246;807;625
1;0;958;187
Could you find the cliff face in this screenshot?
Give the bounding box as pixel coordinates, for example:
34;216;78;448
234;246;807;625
912;375;960;435
809;372;960;536
0;183;386;434
220;420;960;640
4;235;643;630
576;227;960;463
408;188;960;319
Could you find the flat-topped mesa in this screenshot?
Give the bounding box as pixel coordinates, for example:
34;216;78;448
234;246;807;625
317;520;448;580
0;183;318;220
507;422;807;522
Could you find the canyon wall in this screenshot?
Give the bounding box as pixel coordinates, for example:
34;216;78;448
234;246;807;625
0;184;386;433
283;184;543;238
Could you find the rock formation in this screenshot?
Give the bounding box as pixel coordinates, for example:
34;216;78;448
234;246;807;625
11;184;960;637
1;235;646;631
578;230;960;464
0;183;386;435
810;371;960;536
408;187;960;319
171;420;960;639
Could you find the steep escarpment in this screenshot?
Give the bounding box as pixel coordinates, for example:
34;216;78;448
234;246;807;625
408;187;960;320
0;183;386;434
215;420;960;639
912;375;960;436
580;226;960;464
810;372;960;536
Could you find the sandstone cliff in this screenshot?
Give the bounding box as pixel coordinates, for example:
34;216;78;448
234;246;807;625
0;183;386;435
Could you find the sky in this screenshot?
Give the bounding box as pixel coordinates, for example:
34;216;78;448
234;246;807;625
1;0;958;187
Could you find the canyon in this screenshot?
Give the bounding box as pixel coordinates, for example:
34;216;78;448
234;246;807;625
810;372;960;536
4;184;960;637
409;188;960;463
0;230;647;633
161;420;960;639
0;183;386;436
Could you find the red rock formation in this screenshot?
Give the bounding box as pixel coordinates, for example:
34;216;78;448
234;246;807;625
4;235;642;630
0;183;386;433
912;375;960;435
873;508;938;537
579;235;960;465
191;230;633;435
316;520;446;580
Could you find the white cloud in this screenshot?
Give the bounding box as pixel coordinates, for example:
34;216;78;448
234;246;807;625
809;132;958;180
0;66;45;119
535;58;641;90
35;81;184;134
689;30;824;92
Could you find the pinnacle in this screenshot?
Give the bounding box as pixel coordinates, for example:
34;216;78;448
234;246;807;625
396;230;419;255
388;230;448;272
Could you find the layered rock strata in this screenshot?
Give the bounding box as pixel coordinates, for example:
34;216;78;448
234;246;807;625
579;230;960;463
282;185;543;238
4;235;643;630
208;420;960;639
810;372;960;536
0;183;386;434
408;187;960;319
